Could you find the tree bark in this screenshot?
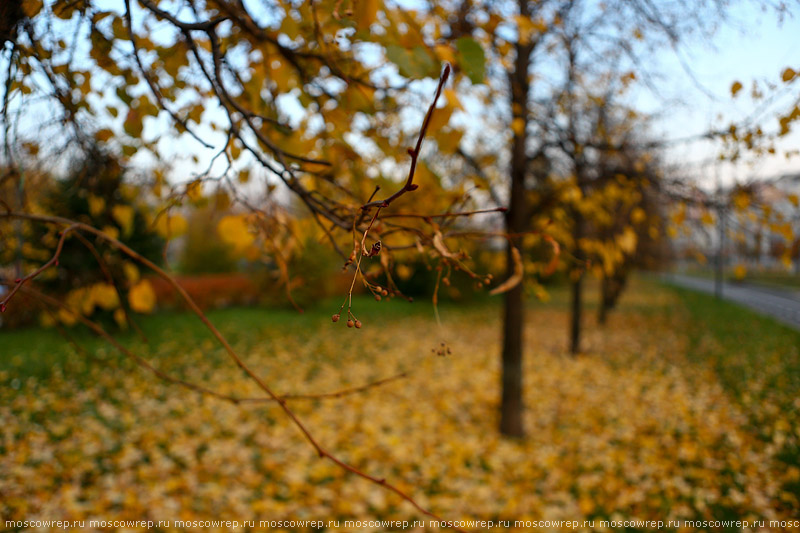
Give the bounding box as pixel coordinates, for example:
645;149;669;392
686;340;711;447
500;13;533;437
500;248;525;437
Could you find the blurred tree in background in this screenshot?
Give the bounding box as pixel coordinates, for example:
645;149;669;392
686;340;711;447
179;206;237;275
41;147;164;291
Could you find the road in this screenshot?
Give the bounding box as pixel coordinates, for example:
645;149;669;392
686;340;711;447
665;274;800;331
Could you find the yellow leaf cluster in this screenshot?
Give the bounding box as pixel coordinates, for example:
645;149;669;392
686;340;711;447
128;280;156;314
217;214;256;255
154;213;188;239
111;204;135;237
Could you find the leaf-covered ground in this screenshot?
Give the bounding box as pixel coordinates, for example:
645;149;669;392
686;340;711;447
2;280;798;531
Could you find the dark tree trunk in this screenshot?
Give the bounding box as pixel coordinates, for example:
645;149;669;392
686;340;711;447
500;251;524;437
598;270;628;325
500;12;534;437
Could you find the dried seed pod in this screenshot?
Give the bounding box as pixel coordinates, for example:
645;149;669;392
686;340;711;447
346;319;354;328
332;314;340;322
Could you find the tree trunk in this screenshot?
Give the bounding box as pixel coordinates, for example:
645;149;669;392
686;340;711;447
598;269;628;326
500;17;533;437
500;251;524;437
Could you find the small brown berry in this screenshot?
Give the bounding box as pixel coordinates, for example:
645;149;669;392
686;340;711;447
346;319;354;328
332;314;340;322
354;320;362;328
381;289;388;296
375;294;382;301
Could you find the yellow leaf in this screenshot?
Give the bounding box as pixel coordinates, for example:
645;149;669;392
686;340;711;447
123;262;140;283
515;16;545;45
617;226;637;254
788;194;799;207
701;211;714;226
218;214;255;253
732;191;750;210
101;225;120;241
124;108;143;137
88;195;106;218
128;280;156;314
114;308;128;329
444;88;463;110
111;204;135;237
511;117;525;136
186;180;204;202
437;129;463;154
631;207;646;225
782;67;796;83
92;283;120;311
434;44;456;65
733;263;747;280
396;264;414;281
155;213;188;239
427;105;453;132
731;81;743;97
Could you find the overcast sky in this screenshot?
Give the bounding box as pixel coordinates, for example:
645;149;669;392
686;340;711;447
642;2;800;188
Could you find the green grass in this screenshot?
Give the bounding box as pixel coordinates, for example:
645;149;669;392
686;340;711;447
678;267;800;290
0;293;491;383
668;285;800;502
670;286;800;403
742;272;800;290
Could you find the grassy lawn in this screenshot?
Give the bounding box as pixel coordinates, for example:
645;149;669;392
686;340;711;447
669;287;800;508
2;279;799;531
678;267;800;291
740;272;800;291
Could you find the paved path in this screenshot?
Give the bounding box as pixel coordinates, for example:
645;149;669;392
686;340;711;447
664;274;800;331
